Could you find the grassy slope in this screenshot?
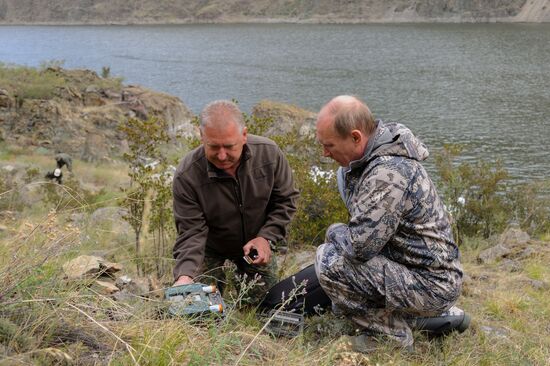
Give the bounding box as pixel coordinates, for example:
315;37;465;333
1;149;549;365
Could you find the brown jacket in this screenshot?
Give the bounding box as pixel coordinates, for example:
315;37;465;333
172;134;299;280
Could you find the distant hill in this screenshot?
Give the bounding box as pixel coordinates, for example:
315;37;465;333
0;0;549;24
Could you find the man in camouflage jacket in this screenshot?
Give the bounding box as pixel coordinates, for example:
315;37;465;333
315;95;463;350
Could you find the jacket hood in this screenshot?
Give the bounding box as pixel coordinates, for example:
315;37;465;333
336;120;429;204
350;120;429;170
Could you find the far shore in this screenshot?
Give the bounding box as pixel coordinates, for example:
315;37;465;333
0;16;547;26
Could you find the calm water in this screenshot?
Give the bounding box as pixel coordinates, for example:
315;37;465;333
1;24;549;180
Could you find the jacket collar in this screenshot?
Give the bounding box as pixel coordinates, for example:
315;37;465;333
206;143;252;179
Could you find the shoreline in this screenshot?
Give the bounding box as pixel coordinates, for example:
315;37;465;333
0;16;548;26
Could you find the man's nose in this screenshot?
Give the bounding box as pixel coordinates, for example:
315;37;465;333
217;148;227;161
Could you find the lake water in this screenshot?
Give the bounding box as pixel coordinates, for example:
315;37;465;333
1;24;549;181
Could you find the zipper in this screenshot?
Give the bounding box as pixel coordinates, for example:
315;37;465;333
232;175;246;245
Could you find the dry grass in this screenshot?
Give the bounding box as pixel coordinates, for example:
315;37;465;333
1;151;550;365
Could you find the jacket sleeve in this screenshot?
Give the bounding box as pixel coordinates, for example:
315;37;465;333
256;147;299;244
172;173;209;280
329;163;409;262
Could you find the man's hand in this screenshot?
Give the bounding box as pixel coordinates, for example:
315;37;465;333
173;275;194;286
243;237;272;265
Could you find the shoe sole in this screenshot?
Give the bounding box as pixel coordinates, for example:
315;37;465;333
457;312;471;333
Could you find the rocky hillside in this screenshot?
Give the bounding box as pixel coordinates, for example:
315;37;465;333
0;67;194;162
0;0;548;24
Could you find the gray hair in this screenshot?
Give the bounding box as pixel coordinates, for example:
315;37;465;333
200;100;245;132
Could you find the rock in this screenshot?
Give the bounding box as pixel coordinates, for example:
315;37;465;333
2;164;15;173
517;246;536;260
88;207;132;241
480;325;509;339
84;91;106;107
500;259;522;272
0;224;7;232
112;289;138;304
116;275;132;286
498;227;530;247
0;89;12;109
94;280;120;294
85;85;100;93
1;67;194;162
477;244;511;264
252;100;317;139
63;255;122;279
527;280;549;290
68;212;87;227
115;276;150;297
102;90;121;100
148;276;164;299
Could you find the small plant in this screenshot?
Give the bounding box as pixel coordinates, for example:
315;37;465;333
101;66;111;78
119;116;176;277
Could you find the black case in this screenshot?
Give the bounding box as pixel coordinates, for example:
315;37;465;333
259;264;331;315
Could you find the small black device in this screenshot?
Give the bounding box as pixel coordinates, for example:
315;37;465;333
243;248;258;264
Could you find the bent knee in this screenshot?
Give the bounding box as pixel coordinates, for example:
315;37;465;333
314;242;344;283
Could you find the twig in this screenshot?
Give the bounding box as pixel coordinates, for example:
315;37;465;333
66;303;139;366
234;281;307;366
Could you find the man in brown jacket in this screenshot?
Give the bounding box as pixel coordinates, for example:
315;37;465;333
172;100;299;304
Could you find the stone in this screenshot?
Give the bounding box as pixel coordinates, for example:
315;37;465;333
252;100;316;139
2;165;15;173
498;227;530;247
528;280;549;290
0;94;12;109
500;259;522;272
68;212;87;227
477;244;511;264
115;275;150;297
88;207;132;240
517;246;536;260
148;275;164;299
85;85;100;93
63;255;122;279
95;280;120;294
1;67;194;162
480;325;509;339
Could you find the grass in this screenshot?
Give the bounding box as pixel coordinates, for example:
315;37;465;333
1;150;550;365
0;63;123;103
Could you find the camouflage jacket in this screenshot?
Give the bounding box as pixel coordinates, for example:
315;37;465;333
333;120;462;280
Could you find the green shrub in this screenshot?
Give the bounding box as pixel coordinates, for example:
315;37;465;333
434;144;510;241
506;180;550;235
241;110;347;246
434;144;549;241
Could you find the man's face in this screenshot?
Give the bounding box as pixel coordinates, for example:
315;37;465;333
201;120;247;173
316;115;360;167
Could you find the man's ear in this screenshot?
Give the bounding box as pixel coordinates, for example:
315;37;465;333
242;126;248;143
199;129;205;143
351;130;362;143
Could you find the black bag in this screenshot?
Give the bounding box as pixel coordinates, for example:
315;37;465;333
259;264;331;315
